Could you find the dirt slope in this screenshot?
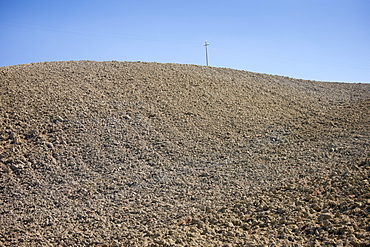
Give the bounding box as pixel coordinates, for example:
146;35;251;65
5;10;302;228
0;61;369;246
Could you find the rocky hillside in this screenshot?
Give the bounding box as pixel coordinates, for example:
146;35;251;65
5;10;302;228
1;61;369;246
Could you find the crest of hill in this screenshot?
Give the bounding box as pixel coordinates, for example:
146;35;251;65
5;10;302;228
1;60;368;141
0;61;369;246
1;60;369;180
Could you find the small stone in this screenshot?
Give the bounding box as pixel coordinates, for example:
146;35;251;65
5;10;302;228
318;213;332;222
226;222;234;228
45;142;55;150
312;203;322;212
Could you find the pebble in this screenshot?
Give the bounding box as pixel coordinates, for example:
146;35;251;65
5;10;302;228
318;213;332;222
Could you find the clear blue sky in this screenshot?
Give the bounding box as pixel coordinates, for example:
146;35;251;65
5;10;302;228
1;0;369;83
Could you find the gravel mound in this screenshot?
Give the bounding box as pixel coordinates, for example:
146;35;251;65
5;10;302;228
0;61;369;246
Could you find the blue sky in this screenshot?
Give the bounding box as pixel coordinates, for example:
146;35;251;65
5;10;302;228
1;0;369;83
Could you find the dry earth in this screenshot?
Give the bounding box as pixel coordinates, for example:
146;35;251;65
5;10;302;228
0;61;369;246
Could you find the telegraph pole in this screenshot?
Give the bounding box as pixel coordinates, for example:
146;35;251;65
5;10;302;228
204;40;209;66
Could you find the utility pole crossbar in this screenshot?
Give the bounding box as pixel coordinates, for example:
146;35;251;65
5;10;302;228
204;41;209;66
